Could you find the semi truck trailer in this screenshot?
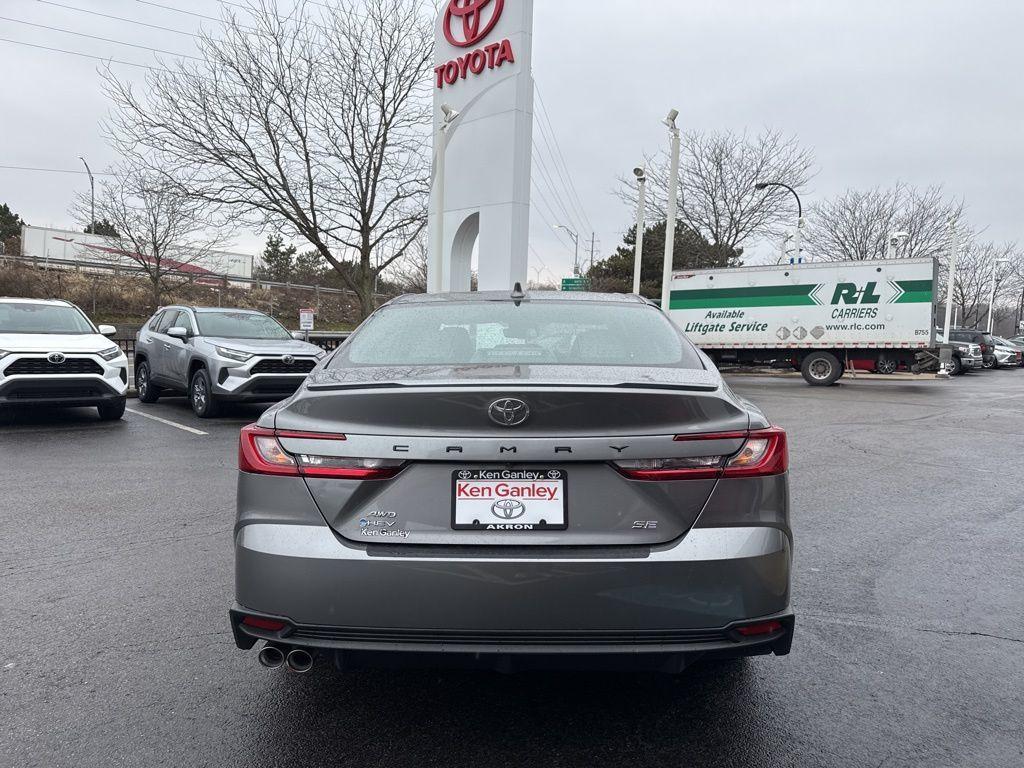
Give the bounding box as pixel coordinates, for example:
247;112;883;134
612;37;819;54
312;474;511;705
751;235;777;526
668;257;940;385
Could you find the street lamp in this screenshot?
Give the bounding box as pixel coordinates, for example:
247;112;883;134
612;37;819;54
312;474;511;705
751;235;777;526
80;157;95;233
756;181;804;263
632;167;647;295
661;109;681;313
554;225;580;276
986;257;1011;334
886;231;910;260
938;220;959;378
428;103;461;293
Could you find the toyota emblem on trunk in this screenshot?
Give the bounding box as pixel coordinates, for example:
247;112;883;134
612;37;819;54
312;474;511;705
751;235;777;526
488;397;529;427
47;352;66;365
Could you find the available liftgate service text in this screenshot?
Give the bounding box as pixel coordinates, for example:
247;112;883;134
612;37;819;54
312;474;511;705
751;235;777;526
668;259;938;350
435;0;516;89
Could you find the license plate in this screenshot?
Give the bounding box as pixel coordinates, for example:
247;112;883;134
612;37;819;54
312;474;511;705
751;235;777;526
451;469;567;531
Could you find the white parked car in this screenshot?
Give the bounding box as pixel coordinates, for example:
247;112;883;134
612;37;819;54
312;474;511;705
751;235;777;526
0;298;129;420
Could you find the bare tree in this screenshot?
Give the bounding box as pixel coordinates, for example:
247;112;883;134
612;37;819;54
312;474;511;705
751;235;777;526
393;236;429;294
806;183;965;262
72;164;225;309
103;0;433;319
943;238;1019;328
618;129;814;258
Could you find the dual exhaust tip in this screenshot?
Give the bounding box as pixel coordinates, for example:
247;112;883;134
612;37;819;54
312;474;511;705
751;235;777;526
258;645;313;673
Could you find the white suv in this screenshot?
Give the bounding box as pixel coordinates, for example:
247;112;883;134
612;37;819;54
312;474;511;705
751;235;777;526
0;298;129;420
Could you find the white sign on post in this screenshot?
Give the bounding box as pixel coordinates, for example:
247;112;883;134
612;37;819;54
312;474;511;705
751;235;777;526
299;308;315;332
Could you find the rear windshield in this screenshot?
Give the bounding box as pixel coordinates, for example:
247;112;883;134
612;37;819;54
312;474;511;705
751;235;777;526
339;301;703;368
195;311;291;340
0;303;95;334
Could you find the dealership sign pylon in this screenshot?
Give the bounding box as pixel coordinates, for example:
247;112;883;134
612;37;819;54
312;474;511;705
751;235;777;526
427;0;534;293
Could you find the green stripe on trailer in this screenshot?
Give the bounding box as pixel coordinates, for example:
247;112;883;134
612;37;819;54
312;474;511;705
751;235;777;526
670;284;818;310
893;279;934;304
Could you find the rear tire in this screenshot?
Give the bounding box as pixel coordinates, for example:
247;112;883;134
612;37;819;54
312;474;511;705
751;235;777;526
189;368;221;418
801;352;843;386
97;398;127;421
136;361;161;403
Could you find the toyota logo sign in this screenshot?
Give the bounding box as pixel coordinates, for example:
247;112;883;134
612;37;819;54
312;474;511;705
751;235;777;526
47;352;66;365
443;0;504;48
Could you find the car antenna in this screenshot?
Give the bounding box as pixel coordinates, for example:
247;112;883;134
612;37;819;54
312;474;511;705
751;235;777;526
511;282;526;306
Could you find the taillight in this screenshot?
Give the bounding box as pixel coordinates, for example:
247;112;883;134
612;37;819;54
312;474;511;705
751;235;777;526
613;427;787;480
239;424;405;479
722;427;788;478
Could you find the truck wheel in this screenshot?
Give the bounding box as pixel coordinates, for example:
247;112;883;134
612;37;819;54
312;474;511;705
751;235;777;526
801;352;843;386
948;356;963;376
875;356;898;375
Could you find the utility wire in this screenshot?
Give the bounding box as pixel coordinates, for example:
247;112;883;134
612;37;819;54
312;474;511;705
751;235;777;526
534;84;594;234
532;141;582;236
534;108;592;238
135;0;231;26
0;164;113;176
36;1;198;38
0;37;172;71
1;16;200;60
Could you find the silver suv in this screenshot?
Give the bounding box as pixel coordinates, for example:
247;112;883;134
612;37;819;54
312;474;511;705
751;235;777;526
135;306;326;417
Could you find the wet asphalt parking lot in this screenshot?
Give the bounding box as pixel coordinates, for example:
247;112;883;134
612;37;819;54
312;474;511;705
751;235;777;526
1;369;1023;768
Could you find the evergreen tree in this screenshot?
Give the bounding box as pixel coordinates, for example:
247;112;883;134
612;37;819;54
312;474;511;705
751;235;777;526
84;218;120;237
586;221;743;299
0;203;25;241
256;235;298;282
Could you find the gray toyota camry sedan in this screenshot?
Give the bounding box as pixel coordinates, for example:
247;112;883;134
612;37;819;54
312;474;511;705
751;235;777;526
231;289;793;674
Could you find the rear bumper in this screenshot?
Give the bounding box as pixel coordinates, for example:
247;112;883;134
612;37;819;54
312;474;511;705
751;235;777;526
233;523;793;669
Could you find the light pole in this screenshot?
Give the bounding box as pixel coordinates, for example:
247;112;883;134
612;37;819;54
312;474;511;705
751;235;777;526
632;167;647;295
79;157;95;233
986;257;1010;334
756;181;804;263
938;220;959;377
661;109;680;313
554;225;580;276
428;103;460;293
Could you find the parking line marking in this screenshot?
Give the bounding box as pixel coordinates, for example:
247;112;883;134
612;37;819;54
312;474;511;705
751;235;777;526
125;408;208;436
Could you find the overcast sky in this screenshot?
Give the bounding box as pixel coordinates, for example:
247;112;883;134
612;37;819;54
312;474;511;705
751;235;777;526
2;0;1022;282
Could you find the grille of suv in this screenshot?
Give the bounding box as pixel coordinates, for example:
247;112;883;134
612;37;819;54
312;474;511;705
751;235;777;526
5;357;104;376
251;358;317;375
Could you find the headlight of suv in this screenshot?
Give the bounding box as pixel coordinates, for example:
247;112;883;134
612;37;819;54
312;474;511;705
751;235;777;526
315;349;327;360
98;346;123;361
216;346;254;363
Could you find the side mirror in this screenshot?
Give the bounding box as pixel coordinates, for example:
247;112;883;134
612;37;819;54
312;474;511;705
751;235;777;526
291;331;305;340
98;325;117;337
167;326;189;340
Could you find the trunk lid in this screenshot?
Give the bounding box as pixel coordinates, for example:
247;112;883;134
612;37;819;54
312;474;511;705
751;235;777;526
274;365;748;547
